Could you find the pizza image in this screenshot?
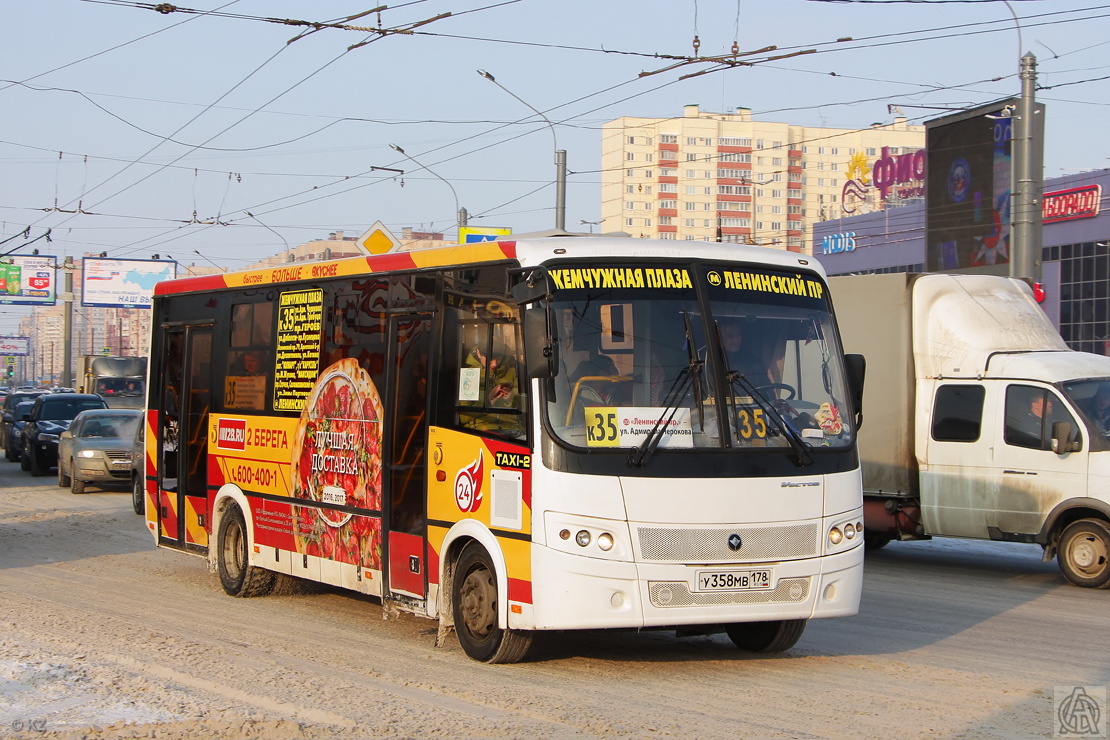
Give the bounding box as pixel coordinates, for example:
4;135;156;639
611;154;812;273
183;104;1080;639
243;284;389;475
290;358;384;569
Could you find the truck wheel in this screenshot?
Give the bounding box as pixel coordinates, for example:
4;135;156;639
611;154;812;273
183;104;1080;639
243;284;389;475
58;460;71;487
864;534;892;550
131;475;145;515
216;505;276;597
725;619;807;653
452;543;532;663
1057;519;1110;588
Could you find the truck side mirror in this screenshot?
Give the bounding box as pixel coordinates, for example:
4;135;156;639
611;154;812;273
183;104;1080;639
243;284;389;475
523;305;558;380
844;353;866;429
1051;421;1081;454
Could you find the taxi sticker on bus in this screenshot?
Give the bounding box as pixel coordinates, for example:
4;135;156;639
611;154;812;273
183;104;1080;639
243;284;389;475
584;407;694;449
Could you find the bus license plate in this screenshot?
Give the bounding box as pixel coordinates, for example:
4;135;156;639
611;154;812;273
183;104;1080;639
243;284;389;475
694;569;772;592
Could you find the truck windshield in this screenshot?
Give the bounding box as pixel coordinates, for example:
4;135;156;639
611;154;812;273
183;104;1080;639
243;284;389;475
95;377;144;397
1061;379;1110;437
542;262;855;454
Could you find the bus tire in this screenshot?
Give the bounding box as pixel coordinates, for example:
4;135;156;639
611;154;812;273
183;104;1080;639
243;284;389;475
131;475;145;516
1057;519;1110;588
725;619;807;653
452;542;532;663
216;505;276;598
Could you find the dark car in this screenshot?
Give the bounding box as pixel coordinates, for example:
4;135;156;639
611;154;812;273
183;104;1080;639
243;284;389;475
0;390;45;452
4;401;35;462
20;393;109;476
58;408;142;495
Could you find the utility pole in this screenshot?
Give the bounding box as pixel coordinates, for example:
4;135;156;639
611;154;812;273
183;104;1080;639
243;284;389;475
1011;52;1043;282
555;150;567;231
61;256;73;387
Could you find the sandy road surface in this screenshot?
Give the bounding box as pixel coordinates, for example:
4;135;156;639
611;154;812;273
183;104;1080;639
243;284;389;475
0;469;1107;739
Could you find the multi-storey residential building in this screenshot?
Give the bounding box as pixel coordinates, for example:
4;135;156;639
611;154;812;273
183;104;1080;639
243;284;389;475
601;104;926;252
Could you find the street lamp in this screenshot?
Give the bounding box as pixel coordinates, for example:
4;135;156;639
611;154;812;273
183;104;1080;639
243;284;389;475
389;144;469;235
477;69;567;231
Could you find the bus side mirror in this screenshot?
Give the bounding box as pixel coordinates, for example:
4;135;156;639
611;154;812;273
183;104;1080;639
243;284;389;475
844;353;866;430
1051;421;1081;454
524;306;558;380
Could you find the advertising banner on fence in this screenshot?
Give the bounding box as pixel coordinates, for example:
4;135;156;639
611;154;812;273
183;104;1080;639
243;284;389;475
81;258;177;308
0;255;56;307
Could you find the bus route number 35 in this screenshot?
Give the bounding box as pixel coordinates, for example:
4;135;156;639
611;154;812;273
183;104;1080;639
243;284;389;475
586;409;619;446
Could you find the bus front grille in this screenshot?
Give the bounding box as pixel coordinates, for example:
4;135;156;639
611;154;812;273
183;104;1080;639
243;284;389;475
636;523;819;562
648;577;810;607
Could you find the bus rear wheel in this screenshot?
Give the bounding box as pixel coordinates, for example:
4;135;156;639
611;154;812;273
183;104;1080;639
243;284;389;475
216;505;276;597
452;543;532;663
725;619;807;653
1057;519;1110;588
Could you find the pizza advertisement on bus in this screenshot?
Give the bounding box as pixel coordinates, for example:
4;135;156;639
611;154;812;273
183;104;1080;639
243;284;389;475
289;358;385;569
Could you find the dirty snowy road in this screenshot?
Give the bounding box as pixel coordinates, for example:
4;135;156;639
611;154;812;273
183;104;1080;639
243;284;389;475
1;469;1106;739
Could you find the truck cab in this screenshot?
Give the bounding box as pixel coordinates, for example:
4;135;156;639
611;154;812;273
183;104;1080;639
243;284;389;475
833;273;1110;587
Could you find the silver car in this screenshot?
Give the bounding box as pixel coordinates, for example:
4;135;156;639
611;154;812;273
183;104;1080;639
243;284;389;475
58;409;142;495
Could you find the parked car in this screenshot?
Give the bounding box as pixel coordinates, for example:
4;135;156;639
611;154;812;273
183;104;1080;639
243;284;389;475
20;393;109;476
4;401;35;462
58;409;142;494
0;390;45;452
130;414;146;515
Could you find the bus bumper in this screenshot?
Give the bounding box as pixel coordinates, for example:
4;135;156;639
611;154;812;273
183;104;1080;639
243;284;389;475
526;542;862;631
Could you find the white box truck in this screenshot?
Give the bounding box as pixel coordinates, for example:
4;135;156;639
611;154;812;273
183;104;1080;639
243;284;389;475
830;272;1110;587
82;355;147;409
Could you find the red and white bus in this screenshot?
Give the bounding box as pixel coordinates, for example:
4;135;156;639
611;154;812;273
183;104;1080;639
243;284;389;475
140;236;866;662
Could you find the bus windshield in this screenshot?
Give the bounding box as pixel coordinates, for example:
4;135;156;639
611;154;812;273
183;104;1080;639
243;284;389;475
544;262;855;454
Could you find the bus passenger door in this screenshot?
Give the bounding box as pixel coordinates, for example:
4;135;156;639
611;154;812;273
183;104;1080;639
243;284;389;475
385;315;431;602
157;325;213;553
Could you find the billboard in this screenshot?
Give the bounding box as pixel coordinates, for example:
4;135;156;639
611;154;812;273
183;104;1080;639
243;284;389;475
0;336;30;356
81;258;177;308
925;100;1017;271
0;255;57;306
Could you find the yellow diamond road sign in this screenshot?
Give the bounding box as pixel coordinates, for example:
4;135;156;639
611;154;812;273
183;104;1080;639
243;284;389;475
358;221;401;255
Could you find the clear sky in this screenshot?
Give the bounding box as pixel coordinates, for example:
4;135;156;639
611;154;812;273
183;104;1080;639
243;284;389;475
1;0;1107;327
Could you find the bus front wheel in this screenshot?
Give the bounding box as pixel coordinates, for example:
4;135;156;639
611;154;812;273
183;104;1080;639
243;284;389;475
452;543;532;663
725;619;807;653
216;505;276;597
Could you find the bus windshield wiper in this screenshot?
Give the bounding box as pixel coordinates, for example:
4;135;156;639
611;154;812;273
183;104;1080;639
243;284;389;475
628;311;703;468
728;371;814;467
627;358;703;468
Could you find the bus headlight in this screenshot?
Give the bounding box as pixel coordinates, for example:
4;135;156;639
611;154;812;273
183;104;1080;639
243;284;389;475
596;533;614;551
575;530;591;547
844;523;856;539
829;527;843;546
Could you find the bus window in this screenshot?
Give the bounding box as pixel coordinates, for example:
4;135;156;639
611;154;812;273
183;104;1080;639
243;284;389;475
225;302;273;411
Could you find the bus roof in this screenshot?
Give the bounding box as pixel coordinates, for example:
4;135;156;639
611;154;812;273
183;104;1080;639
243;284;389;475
154;237;824;297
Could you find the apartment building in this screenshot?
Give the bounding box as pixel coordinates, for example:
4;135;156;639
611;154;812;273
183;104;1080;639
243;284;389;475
601;104;926;252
